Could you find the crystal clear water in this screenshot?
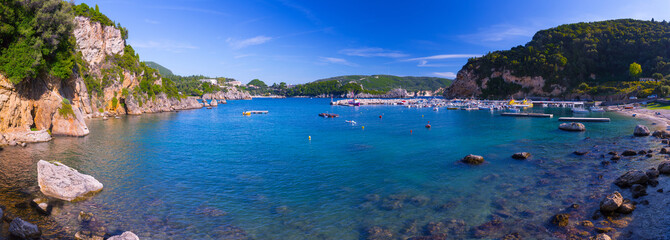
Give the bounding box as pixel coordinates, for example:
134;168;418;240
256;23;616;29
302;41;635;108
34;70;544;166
0;98;665;239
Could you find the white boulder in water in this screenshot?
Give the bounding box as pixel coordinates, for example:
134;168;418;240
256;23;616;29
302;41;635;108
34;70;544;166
108;231;140;240
37;160;103;201
210;99;218;106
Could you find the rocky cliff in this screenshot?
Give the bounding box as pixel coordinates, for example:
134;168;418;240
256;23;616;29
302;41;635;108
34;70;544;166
201;87;252;100
0;16;204;145
446;69;565;99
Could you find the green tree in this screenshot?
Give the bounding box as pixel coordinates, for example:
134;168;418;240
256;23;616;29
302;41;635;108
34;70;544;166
578;82;589;90
629;62;642;78
652;72;664;80
659;85;670;97
248;79;267;88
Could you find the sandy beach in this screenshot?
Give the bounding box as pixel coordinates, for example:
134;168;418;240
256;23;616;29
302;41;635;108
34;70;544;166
616;107;670;129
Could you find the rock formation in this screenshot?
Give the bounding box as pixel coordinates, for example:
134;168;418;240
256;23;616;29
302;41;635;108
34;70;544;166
108;231;140;240
559;122;586;132
633;125;650;136
37;160;103;201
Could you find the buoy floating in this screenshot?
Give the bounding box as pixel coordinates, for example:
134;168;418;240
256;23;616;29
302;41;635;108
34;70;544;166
379;115;382;119
425;121;431;128
410;130;413;134
309;136;311;140
362;126;365;130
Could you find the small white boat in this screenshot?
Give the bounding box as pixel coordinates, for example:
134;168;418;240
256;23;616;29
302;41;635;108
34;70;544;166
345;120;357;125
433;107;439;111
590;106;605;112
572;107;589;114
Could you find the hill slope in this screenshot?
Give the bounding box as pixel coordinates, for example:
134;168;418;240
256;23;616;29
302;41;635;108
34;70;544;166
447;19;670;99
144;61;174;76
317;75;452;92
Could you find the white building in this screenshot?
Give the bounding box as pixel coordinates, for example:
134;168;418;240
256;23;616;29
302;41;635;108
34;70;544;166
227;80;243;86
199;79;218;85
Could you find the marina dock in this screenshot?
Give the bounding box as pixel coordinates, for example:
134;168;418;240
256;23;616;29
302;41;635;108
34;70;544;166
500;113;553;118
558;117;610;122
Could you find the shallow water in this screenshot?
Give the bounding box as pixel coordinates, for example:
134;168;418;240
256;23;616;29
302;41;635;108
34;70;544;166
0;98;666;239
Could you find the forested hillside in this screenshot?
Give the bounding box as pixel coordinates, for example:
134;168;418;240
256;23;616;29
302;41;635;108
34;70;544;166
447;19;670;99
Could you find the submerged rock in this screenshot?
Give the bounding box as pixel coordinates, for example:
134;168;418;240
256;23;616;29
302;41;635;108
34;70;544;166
633;125;650;136
646;168;660;179
621;150;637;156
37;160;103;201
631;184;647;198
599;192;623;212
653;130;670;139
9;217;41;239
212;225;249;240
511;152;531;160
614;170;648;188
366;226;393;240
573;150;589;156
461;154;484;165
107;231;139;240
658;161;670;174
551;213;570;227
559;122;585;132
30;198;51;215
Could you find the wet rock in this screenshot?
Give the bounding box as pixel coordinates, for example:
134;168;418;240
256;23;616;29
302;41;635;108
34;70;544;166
659;188;664;193
616;202;636;214
461;154;484;165
601;161;610;166
638;150;647;155
608;151;617;155
614;170;648;188
581;220;594;227
9;217;41;239
634;125;651;136
599;191;623;212
272;205;289;215
610;155;621;161
502;232;522;240
621;150;637;156
79;211;94;222
653;130;670;139
107;231;139;240
573;150;589;156
631;184;647;198
646;153;653;157
400;220;418;235
512;152;531;159
366;226;393;240
30;197;51;215
648;179;659;187
37;160;104;201
444;219;467;235
658;161;670;174
551;213;570;227
596;233;612;240
662;148;669;154
559;122;586;131
663;139;670;144
409;195;430;206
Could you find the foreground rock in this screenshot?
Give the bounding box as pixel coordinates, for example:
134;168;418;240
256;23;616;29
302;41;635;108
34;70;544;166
658;161;670;174
653;130;670;139
511;152;531;160
633;125;650;136
461;154;485;165
596;233;612;240
614;170;648;188
210;99;218;107
599;192;623;212
9;217;41;239
31;198;52;215
108;231;139;240
559;122;585;132
37;160;103;201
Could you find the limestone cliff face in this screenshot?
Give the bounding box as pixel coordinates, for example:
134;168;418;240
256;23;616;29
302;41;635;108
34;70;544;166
0;16;204;144
446;68;565;98
202;87;252;100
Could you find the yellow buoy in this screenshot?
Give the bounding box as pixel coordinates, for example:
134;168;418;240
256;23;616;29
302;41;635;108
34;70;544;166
362;126;365;130
422;115;424;117
309;136;311;140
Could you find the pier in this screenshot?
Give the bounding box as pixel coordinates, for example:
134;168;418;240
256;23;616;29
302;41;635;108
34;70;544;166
558;117;610;122
500;113;553;118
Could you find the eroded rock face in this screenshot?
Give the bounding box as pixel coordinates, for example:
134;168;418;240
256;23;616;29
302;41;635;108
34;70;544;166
51;105;89;136
202;87;253;100
73;16;124;66
446;68;566;98
37;160;103;201
599;191;623;212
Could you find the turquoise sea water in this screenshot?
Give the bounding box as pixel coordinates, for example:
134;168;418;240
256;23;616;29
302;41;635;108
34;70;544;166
0;98;666;239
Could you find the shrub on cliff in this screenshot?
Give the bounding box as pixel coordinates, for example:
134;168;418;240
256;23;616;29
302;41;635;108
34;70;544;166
58;98;75;118
0;0;75;83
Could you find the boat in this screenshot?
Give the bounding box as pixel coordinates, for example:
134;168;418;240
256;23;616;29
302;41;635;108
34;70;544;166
572;107;589;114
318;113;339;118
447;106;459;110
243;110;268;116
507;108;520;113
433;107;439;111
590;106;605;112
345;120;357;125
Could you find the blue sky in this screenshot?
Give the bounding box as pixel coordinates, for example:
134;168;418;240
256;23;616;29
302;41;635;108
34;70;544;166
80;0;670;85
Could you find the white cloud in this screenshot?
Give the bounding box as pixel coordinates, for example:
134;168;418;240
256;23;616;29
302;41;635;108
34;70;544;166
459;24;536;45
433;72;457;78
144;19;160;24
130;40;197;53
319;57;357;67
339;47;408;58
403;54;480;67
226;36;273;49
